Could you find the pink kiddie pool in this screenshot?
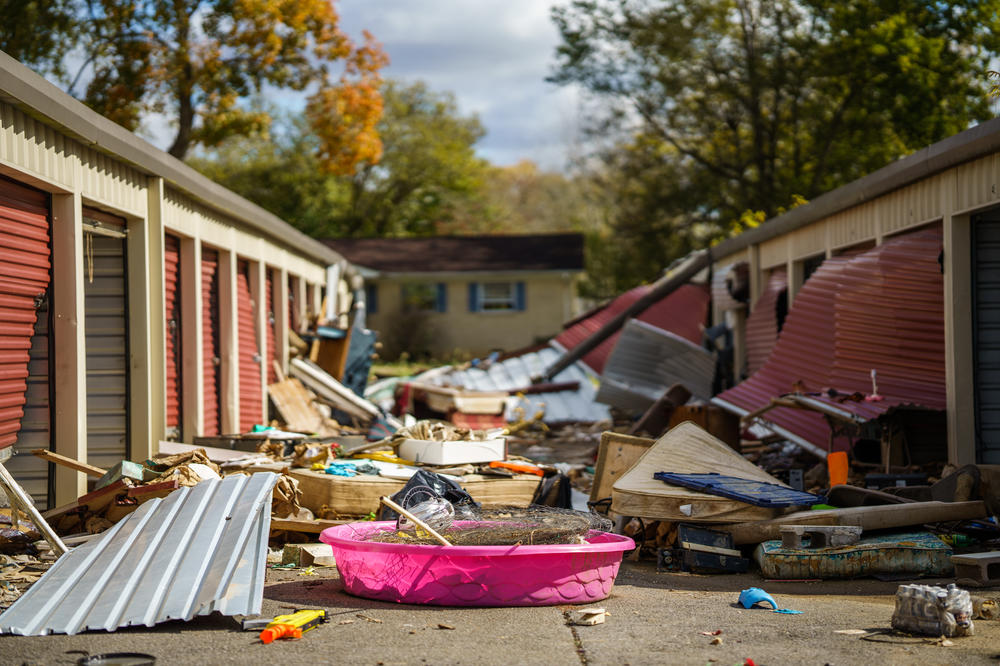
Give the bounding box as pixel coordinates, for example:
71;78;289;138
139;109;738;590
319;521;635;607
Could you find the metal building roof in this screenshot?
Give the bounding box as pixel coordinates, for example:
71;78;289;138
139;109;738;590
596;319;716;411
0;472;278;636
427;344;611;424
714;228;945;453
554;283;711;375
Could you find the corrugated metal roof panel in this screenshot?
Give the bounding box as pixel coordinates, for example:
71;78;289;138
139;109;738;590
596;319;716;411
428;344;611;424
746;268;787;376
554;283;710;375
712;262;747;312
714;228;945;452
0;472;278;636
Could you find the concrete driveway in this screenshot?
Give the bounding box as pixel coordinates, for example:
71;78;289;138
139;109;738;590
1;561;997;665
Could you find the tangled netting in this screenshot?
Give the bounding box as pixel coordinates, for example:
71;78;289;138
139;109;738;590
364;505;613;546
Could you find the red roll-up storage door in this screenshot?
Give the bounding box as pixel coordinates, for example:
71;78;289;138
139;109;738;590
266;269;277;385
237;260;262;431
164;234;182;435
201;248;221;436
0;178;50;453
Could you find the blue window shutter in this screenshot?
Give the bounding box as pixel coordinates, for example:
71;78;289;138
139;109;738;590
515;281;526;311
365;284;378;314
468;282;480;312
436;283;447;312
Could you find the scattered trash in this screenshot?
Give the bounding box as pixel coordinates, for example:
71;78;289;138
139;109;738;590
568;608;607;626
891;583;974;637
356;613;382;624
76;652;156;665
833;629;868;635
700;629;723;636
436;623;456;630
710;636;723;645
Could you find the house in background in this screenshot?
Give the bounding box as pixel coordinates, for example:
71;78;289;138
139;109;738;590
325;234;585;358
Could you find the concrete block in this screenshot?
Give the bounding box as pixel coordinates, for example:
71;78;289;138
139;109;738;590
951;551;1000;587
779;525;862;549
281;543;336;568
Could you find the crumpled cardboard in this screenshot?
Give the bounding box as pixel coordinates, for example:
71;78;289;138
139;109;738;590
271;474;304;519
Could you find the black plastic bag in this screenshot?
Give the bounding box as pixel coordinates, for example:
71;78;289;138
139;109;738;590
378;469;480;521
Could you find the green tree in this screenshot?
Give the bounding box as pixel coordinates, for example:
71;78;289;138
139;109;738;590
0;0;76;77
56;0;387;167
191;80;489;238
550;0;1000;289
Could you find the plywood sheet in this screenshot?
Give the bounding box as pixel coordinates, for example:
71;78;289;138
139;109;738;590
611;421;788;523
590;432;655;506
268;378;323;433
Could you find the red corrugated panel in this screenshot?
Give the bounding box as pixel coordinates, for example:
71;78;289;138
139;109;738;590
716;228;945;451
0;178;49;451
745;268;787;375
201;248;221;436
554;283;710;374
266;269;277;385
164;234;182;431
237;260;262;431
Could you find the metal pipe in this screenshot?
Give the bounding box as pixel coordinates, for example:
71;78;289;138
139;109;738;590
539;249;711;382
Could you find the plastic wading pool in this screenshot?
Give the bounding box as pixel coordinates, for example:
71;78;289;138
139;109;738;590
319;521;635;607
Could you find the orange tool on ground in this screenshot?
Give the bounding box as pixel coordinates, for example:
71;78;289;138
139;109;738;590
259;609;327;644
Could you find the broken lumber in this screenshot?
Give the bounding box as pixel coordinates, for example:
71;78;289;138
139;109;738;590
290;358;379;423
270;517;350;534
267;377;324;433
724;500;988;545
31;449;107;478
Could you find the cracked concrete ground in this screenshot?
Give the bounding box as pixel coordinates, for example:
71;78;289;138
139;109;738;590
1;561;998;665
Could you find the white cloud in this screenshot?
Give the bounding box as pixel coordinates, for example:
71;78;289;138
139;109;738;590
339;0;581;171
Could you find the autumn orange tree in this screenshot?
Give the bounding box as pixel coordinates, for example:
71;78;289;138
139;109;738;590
76;0;386;169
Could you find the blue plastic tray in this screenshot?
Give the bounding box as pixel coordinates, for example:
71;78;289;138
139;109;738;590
652;472;822;508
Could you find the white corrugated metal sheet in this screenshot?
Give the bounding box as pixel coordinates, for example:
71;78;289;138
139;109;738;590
423;344;611;424
0;472;278;636
595;319;716;411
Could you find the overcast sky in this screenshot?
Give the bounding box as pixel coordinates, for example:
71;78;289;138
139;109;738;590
338;0;583;171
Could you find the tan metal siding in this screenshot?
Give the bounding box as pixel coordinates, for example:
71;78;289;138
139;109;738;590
758;238;787;270
77;145;147;217
0;102;74;189
955;154;1000;214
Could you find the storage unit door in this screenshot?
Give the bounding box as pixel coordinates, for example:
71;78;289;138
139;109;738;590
82;213;129;471
164;233;182;438
266;268;277;385
237;260;262;431
974;210;1000;463
0;178;52;506
202;248;221;436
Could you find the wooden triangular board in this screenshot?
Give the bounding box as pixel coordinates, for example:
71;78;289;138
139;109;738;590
611;421;791;523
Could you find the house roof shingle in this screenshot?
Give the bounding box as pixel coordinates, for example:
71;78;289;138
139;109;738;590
323;234;585;273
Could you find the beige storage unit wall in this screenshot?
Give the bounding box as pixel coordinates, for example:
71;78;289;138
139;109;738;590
0;52;348;507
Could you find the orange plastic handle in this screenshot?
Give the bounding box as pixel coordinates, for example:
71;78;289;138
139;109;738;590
260;624;303;644
488;460;544;476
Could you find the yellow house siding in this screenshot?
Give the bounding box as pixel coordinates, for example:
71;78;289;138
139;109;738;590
367;272;579;358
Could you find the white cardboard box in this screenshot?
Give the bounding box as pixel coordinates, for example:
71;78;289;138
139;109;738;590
398;438;507;465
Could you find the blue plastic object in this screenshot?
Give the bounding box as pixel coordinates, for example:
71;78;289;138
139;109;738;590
653;472;822;508
738;587;803;614
739;587;777;610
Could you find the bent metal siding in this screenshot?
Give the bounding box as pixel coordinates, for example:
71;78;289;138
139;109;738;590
714;228;945;452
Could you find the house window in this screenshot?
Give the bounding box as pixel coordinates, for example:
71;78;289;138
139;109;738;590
468;281;526;312
402;283;446;313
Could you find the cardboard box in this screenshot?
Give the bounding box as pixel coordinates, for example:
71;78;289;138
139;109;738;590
398;438;506;465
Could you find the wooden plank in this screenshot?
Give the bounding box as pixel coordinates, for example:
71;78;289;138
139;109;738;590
724;500;989;545
288;469;542;517
290;358;378;423
611;421;787;523
31;449;107;478
267;378;323;433
271;517;350;533
680;541;742;556
590;432;656;505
